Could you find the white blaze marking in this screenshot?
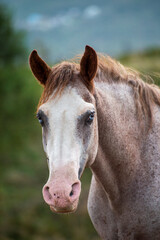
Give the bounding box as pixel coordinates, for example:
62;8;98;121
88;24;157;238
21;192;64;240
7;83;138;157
39;87;94;179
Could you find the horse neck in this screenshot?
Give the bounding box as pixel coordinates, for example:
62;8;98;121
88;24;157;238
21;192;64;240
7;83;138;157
91;81;142;208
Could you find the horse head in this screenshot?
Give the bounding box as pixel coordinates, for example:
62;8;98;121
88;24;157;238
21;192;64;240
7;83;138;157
29;46;99;213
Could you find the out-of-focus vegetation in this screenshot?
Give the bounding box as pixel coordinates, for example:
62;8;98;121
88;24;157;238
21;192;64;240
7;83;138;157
0;3;160;240
119;48;160;85
0;4;26;65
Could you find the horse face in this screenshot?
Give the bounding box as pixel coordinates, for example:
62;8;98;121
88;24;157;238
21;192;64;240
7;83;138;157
37;87;98;213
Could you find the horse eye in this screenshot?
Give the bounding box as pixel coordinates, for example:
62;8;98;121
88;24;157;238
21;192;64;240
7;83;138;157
86;111;95;125
36;114;44;126
39;118;44;126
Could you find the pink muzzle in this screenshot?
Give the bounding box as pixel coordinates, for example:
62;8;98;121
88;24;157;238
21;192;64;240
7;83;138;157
42;172;81;213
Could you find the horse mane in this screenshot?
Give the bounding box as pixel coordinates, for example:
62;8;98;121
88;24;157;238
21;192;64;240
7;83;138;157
38;54;160;127
97;55;160;127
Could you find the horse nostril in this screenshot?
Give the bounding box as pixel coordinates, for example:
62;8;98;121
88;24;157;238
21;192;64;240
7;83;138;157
43;185;52;202
70;190;73;197
44;185;50;192
69;182;80;198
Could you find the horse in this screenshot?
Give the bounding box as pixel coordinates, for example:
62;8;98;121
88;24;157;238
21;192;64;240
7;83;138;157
29;45;160;240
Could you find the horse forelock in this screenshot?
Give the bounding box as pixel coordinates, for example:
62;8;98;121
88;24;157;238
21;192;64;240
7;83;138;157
37;62;80;109
37;54;160;128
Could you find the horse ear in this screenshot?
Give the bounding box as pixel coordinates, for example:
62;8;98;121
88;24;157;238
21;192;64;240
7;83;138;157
80;45;98;92
29;50;51;86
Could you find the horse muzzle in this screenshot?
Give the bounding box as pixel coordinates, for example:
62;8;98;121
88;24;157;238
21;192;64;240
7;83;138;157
42;176;81;213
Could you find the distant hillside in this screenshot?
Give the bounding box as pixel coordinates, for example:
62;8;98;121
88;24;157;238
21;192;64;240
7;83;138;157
0;0;160;62
119;47;160;73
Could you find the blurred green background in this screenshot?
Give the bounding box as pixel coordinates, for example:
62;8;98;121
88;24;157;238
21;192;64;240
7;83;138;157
0;1;160;240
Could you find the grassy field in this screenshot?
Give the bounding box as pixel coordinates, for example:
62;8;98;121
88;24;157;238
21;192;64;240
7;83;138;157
0;48;160;240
